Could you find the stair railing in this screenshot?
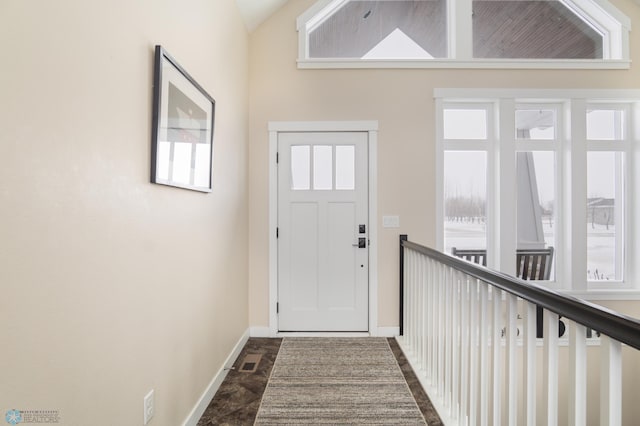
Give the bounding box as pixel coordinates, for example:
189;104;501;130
397;235;640;426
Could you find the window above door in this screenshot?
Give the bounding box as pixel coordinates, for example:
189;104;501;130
297;0;631;69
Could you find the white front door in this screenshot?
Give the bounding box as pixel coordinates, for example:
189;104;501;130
277;131;369;331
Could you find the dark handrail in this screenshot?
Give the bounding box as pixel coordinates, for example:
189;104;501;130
400;235;640;350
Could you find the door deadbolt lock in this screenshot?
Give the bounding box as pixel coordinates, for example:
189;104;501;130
359;224;366;234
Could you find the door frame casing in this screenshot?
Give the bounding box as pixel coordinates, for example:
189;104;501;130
268;121;379;337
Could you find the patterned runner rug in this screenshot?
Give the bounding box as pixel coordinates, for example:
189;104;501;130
254;337;426;425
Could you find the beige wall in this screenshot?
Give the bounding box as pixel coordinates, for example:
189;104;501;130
248;0;640;329
0;1;249;425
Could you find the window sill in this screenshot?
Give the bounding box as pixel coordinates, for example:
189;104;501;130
559;289;640;301
297;58;631;70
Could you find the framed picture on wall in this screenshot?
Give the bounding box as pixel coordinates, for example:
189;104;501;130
151;45;215;192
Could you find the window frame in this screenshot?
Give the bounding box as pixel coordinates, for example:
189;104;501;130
584;102;631;287
296;0;631;70
436;89;640;296
440;102;495;260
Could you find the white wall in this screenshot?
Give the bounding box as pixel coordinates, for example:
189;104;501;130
0;1;249;425
247;0;640;330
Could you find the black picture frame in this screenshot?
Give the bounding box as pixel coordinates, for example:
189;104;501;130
151;45;215;192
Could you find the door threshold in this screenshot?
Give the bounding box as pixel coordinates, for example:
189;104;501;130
276;331;371;337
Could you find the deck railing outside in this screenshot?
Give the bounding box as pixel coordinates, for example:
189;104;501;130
396;235;640;426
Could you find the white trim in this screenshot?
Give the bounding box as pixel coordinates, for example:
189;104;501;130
249;326;272;338
296;0;344;31
377;326;400;337
181;329;249;426
368;129;379;336
268;120;379;132
297;0;631;69
435;98;444;251
569;99;588;291
297;59;631;70
276;332;371;337
560;0;631;60
268;130;279;338
561;290;640;301
435;88;640;100
268;121;379;337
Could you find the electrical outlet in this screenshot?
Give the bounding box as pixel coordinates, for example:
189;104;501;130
143;389;154;425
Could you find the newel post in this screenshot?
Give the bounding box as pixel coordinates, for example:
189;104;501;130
399;234;408;336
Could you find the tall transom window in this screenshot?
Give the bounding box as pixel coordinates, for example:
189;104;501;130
297;0;630;68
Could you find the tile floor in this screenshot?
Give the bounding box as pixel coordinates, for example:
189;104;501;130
197;337;442;425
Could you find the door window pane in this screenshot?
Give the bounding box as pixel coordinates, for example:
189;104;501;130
587;109;625;140
313;145;333;190
516;151;556;279
444;151;487;254
335;145;355;190
444;109;488;139
516;109;556;140
291;146;310;190
587;152;623;281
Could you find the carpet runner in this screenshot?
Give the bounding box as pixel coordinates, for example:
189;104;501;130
254;337;426;425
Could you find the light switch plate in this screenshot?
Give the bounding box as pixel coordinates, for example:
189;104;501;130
382;216;400;228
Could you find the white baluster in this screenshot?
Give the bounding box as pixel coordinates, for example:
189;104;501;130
403;249;410;349
417;253;423;371
424;260;432;385
404;250;415;352
523;301;536;426
428;260;435;382
543;311;559;426
444;265;453;412
424;256;431;379
492;289;502;426
506;293;518;426
600;335;622;426
437;266;446;397
479;282;489;426
437;266;445;395
412;251;419;358
460;274;470;424
415;251;420;356
451;270;461;420
568;321;587;426
469;278;479;425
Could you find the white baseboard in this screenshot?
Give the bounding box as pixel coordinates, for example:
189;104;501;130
276;331;371;337
182;328;250;426
250;326;399;338
377;327;400;337
249;326;272;337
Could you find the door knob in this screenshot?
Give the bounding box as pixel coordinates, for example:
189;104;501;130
352;237;366;248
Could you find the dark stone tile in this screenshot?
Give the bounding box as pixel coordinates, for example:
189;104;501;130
388;338;444;426
197;338;282;426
